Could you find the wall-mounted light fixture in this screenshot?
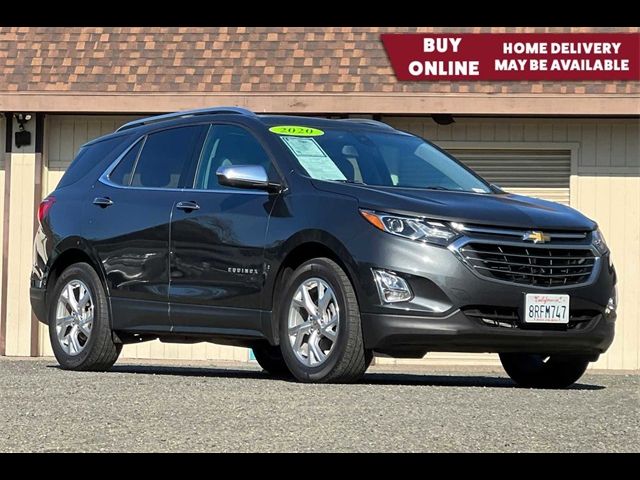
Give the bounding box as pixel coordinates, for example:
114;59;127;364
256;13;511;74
14;113;32;148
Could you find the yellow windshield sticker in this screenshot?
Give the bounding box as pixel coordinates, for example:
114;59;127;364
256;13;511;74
269;126;324;136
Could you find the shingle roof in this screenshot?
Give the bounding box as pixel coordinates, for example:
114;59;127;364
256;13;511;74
0;27;638;95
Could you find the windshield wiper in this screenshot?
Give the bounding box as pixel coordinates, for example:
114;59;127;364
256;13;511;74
423;186;457;191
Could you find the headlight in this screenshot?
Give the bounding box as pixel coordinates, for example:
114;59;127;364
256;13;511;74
592;228;609;255
360;209;459;246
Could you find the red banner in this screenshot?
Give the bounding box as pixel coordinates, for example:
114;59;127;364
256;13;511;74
380;33;640;81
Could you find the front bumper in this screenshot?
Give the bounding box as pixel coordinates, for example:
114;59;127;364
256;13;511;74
363;309;615;357
345;224;617;357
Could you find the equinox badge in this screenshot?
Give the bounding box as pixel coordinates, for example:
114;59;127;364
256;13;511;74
523;230;551;244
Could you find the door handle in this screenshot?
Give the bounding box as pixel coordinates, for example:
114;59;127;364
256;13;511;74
176;201;200;212
93;197;113;208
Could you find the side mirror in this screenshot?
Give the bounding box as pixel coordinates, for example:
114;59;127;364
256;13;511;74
216;165;282;193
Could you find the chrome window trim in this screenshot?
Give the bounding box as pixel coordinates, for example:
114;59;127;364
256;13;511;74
98;134;268;196
452;224;587;240
192;124;213;189
448;236;601;290
115;107;256;132
128;135;147;187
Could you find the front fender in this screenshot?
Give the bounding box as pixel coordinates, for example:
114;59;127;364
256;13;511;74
262;228;361;311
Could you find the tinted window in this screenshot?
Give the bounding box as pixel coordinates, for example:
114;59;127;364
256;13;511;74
274;128;491;193
131;126;203;189
57;135;129;189
109;140;142;186
194;125;273;190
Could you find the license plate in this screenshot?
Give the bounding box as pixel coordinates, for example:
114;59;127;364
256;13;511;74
524;294;570;324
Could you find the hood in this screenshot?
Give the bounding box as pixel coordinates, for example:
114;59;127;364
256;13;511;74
312;181;596;232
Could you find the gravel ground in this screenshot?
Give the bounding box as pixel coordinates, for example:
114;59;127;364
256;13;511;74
1;357;638;452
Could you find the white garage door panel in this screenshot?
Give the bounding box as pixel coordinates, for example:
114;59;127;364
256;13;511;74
448;148;571;205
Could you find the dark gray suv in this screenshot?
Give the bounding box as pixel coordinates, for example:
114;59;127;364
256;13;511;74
30;107;617;386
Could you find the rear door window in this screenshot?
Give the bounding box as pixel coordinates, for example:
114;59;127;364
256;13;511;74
129;126;205;189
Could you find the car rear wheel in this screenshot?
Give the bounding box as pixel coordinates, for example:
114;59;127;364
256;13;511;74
278;258;369;383
48;262;121;371
500;353;590;389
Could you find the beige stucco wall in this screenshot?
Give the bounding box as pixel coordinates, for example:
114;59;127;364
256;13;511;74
4;152;37;356
3;113;38;356
4;114;638;369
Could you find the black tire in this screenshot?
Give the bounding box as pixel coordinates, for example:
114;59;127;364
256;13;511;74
364;349;374;370
252;343;291;377
48;262;121;371
500;353;590;389
278;258;367;383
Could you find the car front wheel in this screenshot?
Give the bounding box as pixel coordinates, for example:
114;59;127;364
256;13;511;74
500;353;590;389
252;343;291;377
278;258;369;383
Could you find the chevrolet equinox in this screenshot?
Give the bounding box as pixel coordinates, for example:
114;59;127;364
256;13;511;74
30;107;617;387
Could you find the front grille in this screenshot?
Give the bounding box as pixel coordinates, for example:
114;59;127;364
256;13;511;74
459;243;596;287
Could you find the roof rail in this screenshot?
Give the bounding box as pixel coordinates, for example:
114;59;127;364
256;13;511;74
115;106;256;132
339;118;395;130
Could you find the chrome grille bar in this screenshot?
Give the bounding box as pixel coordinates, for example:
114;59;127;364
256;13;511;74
451;240;598;288
453;224;587;240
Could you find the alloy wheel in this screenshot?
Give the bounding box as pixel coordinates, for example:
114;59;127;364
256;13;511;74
287;277;339;366
55;280;94;356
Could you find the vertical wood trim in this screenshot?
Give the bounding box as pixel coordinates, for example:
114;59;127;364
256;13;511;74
30;114;45;357
30;153;42;357
0;152;11;356
0;114;12;355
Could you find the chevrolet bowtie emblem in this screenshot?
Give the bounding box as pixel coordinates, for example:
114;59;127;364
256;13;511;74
523;230;551;244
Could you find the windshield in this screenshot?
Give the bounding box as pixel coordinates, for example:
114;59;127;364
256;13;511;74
275;128;492;193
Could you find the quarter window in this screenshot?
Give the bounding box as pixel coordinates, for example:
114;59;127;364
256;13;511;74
109;139;142;186
59;135;130;188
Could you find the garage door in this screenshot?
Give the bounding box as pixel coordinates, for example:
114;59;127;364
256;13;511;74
448;148;571;205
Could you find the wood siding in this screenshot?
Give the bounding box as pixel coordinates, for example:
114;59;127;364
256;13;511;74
0;117;5;354
5;152;37;356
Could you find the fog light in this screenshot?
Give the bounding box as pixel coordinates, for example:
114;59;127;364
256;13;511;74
373;269;413;303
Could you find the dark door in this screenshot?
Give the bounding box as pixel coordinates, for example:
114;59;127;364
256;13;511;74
87;124;206;332
169;124;279;336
